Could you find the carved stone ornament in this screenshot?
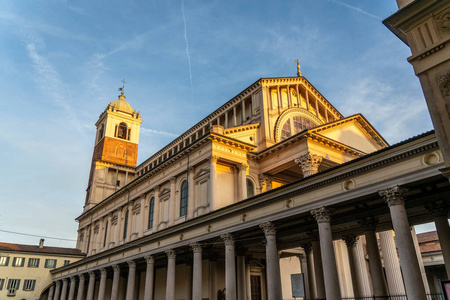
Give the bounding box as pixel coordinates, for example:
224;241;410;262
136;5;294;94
310;207;332;223
425;201;448;218
436;70;450;99
301;242;312;254
190;242;203;253
111;215;118;225
297;254;306;263
89;271;96;278
170;177;176;184
210;155;219;164
342;235;359;247
435;10;450;33
378;186;408;207
259;221;277;236
112;264;120;272
78;273;85;280
295;152;323;176
165;249;176;259
127;260;136;268
145;255;154;264
100;268;107;275
70;276;76;282
220;232;235;245
62;278;67;284
94;224;100;234
239;163;248;171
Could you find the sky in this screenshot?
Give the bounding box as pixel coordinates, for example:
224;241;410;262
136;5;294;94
0;0;438;248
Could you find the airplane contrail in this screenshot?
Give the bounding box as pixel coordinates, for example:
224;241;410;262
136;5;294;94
181;0;193;92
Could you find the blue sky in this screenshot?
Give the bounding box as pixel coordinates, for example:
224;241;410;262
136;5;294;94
0;0;435;248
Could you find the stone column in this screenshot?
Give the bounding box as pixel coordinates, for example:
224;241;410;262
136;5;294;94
209;156;218;210
301;243;316;300
221;233;237;300
48;284;55;300
126;260;136;300
169;177;176;226
379;186;427;300
191;242;203;300
245;256;252;300
111;265;120;300
307;231;326;300
236;248;247;300
105;214;112;249
60;279;68;300
359;217;388;298
310;207;341;300
188;167;195;219
295;152;322;177
209;255;217;300
426;201;450;277
97;268;107;300
153;186;160;230
68;276;76;300
411;227;431;293
342;235;364;298
239;163;248;201
260;222;282;300
379;230;406;295
297;254;311;300
86;271;95;300
126;205;133;242
165;249;176;300
114;211;121;246
76;274;85;300
53;281;61;300
144;255;155;300
185;258;193;300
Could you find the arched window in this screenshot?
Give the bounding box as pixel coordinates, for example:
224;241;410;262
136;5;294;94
115;122;131;140
247;179;254;198
123;210;128;241
148;197;155;229
103;221;108;248
180;181;188;217
281;116;315;140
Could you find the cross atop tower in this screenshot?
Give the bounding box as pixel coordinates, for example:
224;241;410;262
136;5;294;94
118;79;127;93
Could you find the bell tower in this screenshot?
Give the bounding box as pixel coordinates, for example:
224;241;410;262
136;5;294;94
84;91;143;211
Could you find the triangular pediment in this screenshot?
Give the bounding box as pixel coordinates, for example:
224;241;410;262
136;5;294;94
310;114;388;153
223;124;259;146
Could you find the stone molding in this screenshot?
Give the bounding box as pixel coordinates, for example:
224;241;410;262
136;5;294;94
221;233;235;245
165;249;176;259
144;255;154;264
342;235;359;247
378;186;408;207
190;242;203;253
260;221;277;236
310;206;331;223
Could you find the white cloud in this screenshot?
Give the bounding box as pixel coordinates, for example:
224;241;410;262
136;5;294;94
141;127;179;138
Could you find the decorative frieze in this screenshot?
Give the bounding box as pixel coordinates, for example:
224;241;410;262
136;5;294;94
378;186;408;207
310;206;332;223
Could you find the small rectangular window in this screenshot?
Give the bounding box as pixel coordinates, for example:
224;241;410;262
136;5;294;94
23;279;35;291
12;257;25;267
7;279;20;295
0;256;9;266
0;279;5;290
44;259;57;268
64;260;70;266
116;180;120;186
28;258;40;268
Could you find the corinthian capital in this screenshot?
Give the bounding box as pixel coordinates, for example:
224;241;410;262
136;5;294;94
310;206;332;223
210;155;219;164
259;221;277;236
165;249;176;259
378;186;408;207
127;260;136;268
295;152;322;177
145;255;154;264
190;242;203;253
342;235;359;247
220;233;235;245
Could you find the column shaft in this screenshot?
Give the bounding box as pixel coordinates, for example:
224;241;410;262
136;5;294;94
209;259;217;300
144;256;155;300
98;268;107;300
192;243;203;300
53;281;61;300
318;221;341;300
221;233;236;300
60;279;68;300
76;275;85;300
239;164;247;201
237;255;246;300
312;241;325;299
111;265;120;300
435;215;450;277
68;277;76;300
126;261;136;300
260;222;282;300
48;285;55;300
365;229;388;297
209;157;218;210
165;250;176;300
86;272;95;300
379;230;406;295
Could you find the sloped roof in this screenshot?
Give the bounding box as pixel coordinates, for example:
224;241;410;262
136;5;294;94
0;242;85;256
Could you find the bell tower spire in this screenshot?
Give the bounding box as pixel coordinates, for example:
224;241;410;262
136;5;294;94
84;87;143;211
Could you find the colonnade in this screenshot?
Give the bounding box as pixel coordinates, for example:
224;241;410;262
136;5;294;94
50;185;449;300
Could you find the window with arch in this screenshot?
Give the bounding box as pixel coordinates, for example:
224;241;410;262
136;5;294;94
180;181;188;217
280;116;316;140
123;210;128;240
115;122;131;140
247;179;255;198
148;197;155;229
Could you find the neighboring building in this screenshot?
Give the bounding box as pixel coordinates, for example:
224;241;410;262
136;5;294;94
0;239;84;300
47;62;449;300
